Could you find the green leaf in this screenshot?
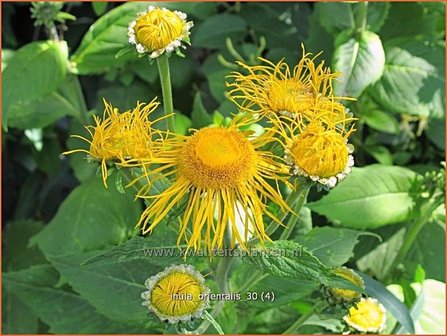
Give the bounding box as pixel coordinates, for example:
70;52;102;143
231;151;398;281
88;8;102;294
333;30;385;98
92;2;108;16
1;49;15;71
174;112;192;135
2;290;38;334
408;279;445;334
364;109;400;134
3;220;46;271
426;117;445;150
370;38;445;118
97;81;156;112
380;3;438;40
48;251;165;327
3;265;155;333
207;70;228;103
3;40;68;129
191;92;212;128
407;215;445;282
365;145;394;165
244;240;364;293
315;2;390;34
192;13;247;49
360;272;415;334
71;2;150;74
66;118;97;182
296;227;379;267
31;175;141;257
308;165;418;229
357;225;406;280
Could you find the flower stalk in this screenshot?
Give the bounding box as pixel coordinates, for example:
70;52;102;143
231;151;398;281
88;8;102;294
156;54;176;132
283;301;328;334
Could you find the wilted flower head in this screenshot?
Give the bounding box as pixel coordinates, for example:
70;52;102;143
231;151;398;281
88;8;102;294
344;297;387;333
141;264;209;323
64;98;165;187
329;267;364;302
227;49;337;122
128;6;193;59
135;118;291;254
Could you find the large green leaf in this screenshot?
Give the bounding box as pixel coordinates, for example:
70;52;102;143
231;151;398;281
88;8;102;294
308;165;418;229
3;265;155;333
296;227;379;267
192;13;247;49
333;30;385;97
71;2;150;74
2;290;38;334
7;75;86;129
31;176;141;257
2;40;68;129
48;251;165;327
370;38;445;118
244;240;364;292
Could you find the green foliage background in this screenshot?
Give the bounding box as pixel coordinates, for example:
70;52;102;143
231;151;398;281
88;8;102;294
2;2;445;334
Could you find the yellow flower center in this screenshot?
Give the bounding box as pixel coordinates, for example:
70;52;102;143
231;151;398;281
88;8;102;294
179;128;257;189
330;267;364;301
151;272;202;317
134;8;184;51
345;298;386;332
290;123;348;178
267;79;314;116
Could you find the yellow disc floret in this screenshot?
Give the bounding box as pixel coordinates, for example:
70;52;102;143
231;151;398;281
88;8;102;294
142;265;209;323
290;123;349;178
179;127;257;189
128;6;193;58
344;297;387;333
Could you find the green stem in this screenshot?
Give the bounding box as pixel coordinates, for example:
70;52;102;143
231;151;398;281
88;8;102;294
283;301;327;334
262;179;312;240
238;180;312;295
279;185;310;240
354;1;368;31
203;311;225;335
384;201;440;282
156;54;176;132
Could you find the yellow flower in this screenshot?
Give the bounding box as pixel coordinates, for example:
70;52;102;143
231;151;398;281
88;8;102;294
128;6;193;58
277;117;355;189
329;267;364;302
64;98;165;187
136;120;291;253
141;264;210;323
227;49;338;122
344;297;387;333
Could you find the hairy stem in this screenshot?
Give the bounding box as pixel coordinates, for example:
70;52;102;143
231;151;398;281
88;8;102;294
156;54;176;132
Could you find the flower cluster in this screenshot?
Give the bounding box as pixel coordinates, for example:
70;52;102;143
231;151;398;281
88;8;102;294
68;7;356;260
227;49;356;188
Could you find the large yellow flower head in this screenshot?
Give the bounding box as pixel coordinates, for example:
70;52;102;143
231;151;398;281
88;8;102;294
278;116;355;189
227;50;338;122
141;264;210;323
344;297;387;333
135;119;290;253
64;98;164;187
128;6;193;59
